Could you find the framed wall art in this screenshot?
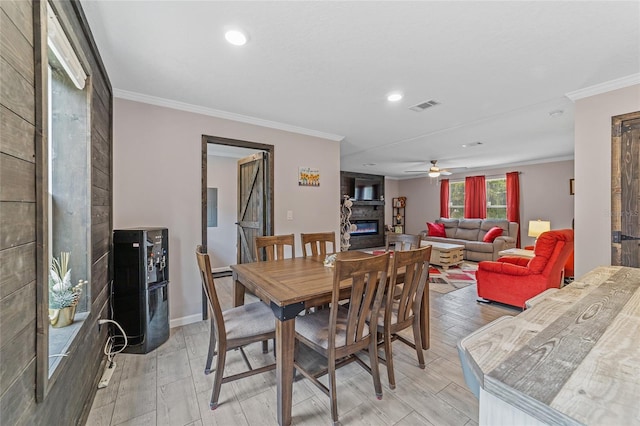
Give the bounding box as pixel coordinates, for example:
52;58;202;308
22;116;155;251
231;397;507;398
298;167;320;186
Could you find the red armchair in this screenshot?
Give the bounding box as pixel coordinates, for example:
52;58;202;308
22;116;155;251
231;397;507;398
476;229;574;309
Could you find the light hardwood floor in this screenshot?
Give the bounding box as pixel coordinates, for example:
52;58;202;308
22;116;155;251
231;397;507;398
87;276;518;425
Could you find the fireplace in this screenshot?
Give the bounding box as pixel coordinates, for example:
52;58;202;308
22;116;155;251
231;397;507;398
351;220;379;236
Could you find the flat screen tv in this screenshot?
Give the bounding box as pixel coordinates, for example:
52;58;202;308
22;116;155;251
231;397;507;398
354;178;380;201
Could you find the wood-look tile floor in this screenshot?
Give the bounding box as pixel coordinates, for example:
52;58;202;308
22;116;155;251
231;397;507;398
87;276;518;426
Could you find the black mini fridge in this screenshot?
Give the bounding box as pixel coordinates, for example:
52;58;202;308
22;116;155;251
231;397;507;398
113;228;169;354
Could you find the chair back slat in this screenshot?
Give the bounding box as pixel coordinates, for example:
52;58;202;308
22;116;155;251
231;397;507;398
387;246;431;326
385;232;421;252
254;234;295;262
332;253;390;350
301;232;336;257
195;246;226;338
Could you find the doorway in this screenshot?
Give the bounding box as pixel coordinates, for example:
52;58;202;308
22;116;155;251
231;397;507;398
611;111;640;267
201;135;274;260
201;135;274;315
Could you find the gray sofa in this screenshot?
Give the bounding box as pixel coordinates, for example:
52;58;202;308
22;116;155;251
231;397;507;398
420;218;519;262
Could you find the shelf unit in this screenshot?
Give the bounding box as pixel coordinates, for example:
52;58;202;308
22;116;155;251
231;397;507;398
392;197;406;233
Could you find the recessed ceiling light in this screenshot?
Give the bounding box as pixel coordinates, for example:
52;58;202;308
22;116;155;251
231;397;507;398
387;93;403;102
362;163;377;166
549;109;564;117
225;29;248;46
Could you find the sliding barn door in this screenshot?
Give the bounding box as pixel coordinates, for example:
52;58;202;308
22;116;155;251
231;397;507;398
237;152;270;264
612;112;640;267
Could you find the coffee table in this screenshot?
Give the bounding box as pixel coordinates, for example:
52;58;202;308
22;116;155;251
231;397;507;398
421;241;464;269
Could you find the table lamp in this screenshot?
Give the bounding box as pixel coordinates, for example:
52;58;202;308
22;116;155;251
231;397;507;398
528;219;551;245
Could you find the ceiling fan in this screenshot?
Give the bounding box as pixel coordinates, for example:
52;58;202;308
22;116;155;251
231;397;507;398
405;160;452;177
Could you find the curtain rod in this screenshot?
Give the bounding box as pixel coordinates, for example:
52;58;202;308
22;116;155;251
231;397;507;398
443;171;521;181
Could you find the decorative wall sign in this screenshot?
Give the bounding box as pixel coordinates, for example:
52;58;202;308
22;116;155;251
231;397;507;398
298;167;320;186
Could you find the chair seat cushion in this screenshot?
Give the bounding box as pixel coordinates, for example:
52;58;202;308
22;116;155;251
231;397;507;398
295;306;370;350
223;302;275;340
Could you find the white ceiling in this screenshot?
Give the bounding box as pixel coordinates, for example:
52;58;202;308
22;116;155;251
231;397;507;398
80;1;640;178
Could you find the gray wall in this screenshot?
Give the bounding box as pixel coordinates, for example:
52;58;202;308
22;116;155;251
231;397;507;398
0;1;112;424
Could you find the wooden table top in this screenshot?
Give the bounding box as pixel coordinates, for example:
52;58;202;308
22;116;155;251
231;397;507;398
462;265;640;425
231;251;376;308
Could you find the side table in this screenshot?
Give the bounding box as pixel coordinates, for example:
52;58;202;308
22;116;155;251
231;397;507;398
497;248;534;258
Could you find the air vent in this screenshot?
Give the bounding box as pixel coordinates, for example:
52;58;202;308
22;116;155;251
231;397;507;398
409;99;440;112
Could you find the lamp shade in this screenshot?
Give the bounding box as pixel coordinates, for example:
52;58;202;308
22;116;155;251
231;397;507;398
528;220;551;238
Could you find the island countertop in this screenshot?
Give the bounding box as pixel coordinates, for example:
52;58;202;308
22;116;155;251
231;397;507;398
460;265;640;425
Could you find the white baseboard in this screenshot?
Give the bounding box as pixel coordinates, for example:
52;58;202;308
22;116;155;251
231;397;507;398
170;313;203;328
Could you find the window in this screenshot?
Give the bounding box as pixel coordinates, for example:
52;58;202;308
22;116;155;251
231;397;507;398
45;2;91;376
449;177;507;219
486;178;507;219
449;181;465;218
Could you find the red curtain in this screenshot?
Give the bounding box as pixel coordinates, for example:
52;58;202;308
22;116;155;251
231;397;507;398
440;179;449;218
464;176;486;218
506;171;521;248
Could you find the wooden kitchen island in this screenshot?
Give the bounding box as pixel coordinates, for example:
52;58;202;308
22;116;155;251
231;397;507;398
458;265;640;425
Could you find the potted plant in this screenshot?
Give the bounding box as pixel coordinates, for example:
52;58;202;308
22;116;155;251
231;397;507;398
49;252;85;328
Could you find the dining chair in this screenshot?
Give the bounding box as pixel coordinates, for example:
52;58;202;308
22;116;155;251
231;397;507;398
385;232;421;252
375;245;431;389
300;231;336;257
195;246;276;410
254;234;295;262
294;252;391;425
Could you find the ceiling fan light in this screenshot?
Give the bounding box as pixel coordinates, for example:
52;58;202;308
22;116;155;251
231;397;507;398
428;171;440;178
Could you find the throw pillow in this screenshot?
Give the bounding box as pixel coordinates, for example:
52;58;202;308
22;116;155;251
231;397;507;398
427;222;446;237
483;226;503;242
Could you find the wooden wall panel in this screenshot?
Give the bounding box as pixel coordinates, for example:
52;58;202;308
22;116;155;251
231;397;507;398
0;8;34;81
91;253;109;304
0;153;35;201
92;90;110;141
0;57;34;124
92;236;110;264
0;281;36;347
0;1;113;424
0;202;36;250
91;137;110;175
92;185;110;206
92;204;110;225
0;242;36;299
92;165;110;191
0;359;37;426
0;106;35;162
0;320;35;398
0;0;33;45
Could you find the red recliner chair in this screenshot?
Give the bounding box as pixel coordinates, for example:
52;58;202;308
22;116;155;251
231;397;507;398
476;229;574;309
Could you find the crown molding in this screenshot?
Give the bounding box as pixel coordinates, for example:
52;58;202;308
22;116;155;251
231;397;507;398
565;73;640;101
113;89;345;142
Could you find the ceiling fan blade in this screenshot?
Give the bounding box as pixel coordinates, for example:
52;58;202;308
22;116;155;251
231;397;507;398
440;170;452;176
404;170;429;173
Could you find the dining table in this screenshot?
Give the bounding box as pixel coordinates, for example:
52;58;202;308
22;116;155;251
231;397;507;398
230;250;430;426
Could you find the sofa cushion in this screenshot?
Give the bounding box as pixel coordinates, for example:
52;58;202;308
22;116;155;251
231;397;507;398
436;218;459;238
427;222;446;237
483;226;503;242
479;219;510;240
454;219;481;241
465;241;494;253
